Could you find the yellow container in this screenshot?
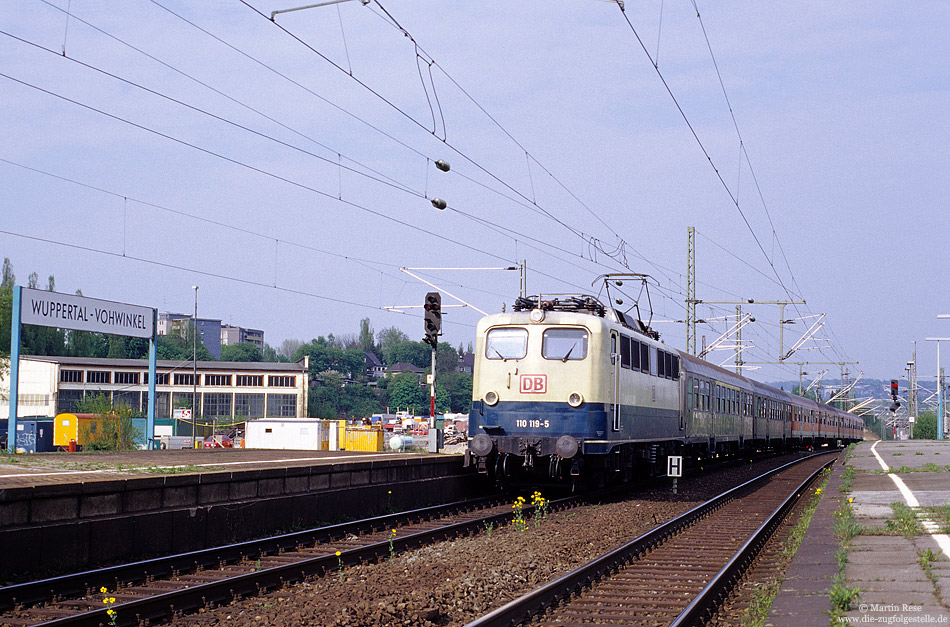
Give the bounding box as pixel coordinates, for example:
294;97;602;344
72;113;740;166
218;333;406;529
344;428;384;452
54;413;79;447
54;413;115;448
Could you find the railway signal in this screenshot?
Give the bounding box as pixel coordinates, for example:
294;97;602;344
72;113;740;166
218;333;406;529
424;292;441;347
889;379;901;412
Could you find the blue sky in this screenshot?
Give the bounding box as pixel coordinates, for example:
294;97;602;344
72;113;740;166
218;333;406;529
1;1;948;388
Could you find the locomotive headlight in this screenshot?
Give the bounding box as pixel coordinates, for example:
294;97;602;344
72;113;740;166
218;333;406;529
484;390;499;406
567;392;583;407
529;308;545;323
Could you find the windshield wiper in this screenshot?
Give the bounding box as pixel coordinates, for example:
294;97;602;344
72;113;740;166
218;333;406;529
491;347;507;361
561;342;577;363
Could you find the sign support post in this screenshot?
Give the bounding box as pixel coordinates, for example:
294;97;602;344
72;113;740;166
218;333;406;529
146;308;157;449
6;286;22;453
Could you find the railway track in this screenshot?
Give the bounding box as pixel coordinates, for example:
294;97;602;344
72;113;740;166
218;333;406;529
0;494;559;627
466;452;835;627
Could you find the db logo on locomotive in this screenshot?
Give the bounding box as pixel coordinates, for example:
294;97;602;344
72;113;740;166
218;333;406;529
520;374;547;394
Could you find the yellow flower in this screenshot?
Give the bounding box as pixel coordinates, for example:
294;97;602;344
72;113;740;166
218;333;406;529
848;497;854;503
387;490;392;494
100;587;108;594
109;598;116;604
391;529;397;536
107;609;115;616
103;599;109;604
335;551;341;556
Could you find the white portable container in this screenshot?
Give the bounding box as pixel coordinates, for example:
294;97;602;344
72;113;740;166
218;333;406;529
245;418;327;450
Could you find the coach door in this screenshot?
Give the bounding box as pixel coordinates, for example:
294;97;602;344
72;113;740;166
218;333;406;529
611;332;621;431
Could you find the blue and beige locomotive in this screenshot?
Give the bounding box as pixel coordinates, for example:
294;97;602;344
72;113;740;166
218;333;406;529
466;294;862;486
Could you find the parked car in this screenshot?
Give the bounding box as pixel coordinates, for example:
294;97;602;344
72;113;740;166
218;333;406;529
203;434;233;448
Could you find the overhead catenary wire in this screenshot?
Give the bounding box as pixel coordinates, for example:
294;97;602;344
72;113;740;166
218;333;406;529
4;8;660;297
118;0;669;292
612;1;849;367
236;0;656;275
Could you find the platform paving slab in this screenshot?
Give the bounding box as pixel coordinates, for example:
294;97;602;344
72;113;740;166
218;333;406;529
768;441;950;625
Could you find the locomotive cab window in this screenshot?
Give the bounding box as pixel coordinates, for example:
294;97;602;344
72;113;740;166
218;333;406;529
542;328;588;361
620;335;632;368
486;327;528;360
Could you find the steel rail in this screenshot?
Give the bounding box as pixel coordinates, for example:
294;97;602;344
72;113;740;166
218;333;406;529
670;456;835;626
10;491;594;627
462;451;837;627
1;495;500;612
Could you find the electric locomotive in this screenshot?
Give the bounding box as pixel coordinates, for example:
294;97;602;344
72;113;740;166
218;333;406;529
466;293;861;487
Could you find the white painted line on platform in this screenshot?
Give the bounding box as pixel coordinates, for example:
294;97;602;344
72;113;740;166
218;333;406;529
153;453;415;469
869;440;890;471
869;440;950;556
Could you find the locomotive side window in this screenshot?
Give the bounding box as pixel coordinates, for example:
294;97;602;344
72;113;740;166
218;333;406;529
631;339;641;370
620;335;631;368
649;348;658;376
542;328;588;361
658;351;666;377
486;327;528;360
640;342;650;373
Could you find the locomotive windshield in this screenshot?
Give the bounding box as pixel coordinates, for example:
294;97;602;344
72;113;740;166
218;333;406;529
542;328;588;361
485;327;528;360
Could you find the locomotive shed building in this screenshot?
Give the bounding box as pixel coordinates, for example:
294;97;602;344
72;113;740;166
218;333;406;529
0;355;310;422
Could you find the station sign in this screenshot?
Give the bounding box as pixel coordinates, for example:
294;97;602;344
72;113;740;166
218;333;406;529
19;287;154;339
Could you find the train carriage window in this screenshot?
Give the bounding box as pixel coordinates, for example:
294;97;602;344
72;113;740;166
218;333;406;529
692;378;700;409
620;335;631;369
486;327;528;360
640;342;650;373
542;328;588;361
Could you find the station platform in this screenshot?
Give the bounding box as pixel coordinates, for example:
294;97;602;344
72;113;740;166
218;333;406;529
768;440;950;625
0;446;455;489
